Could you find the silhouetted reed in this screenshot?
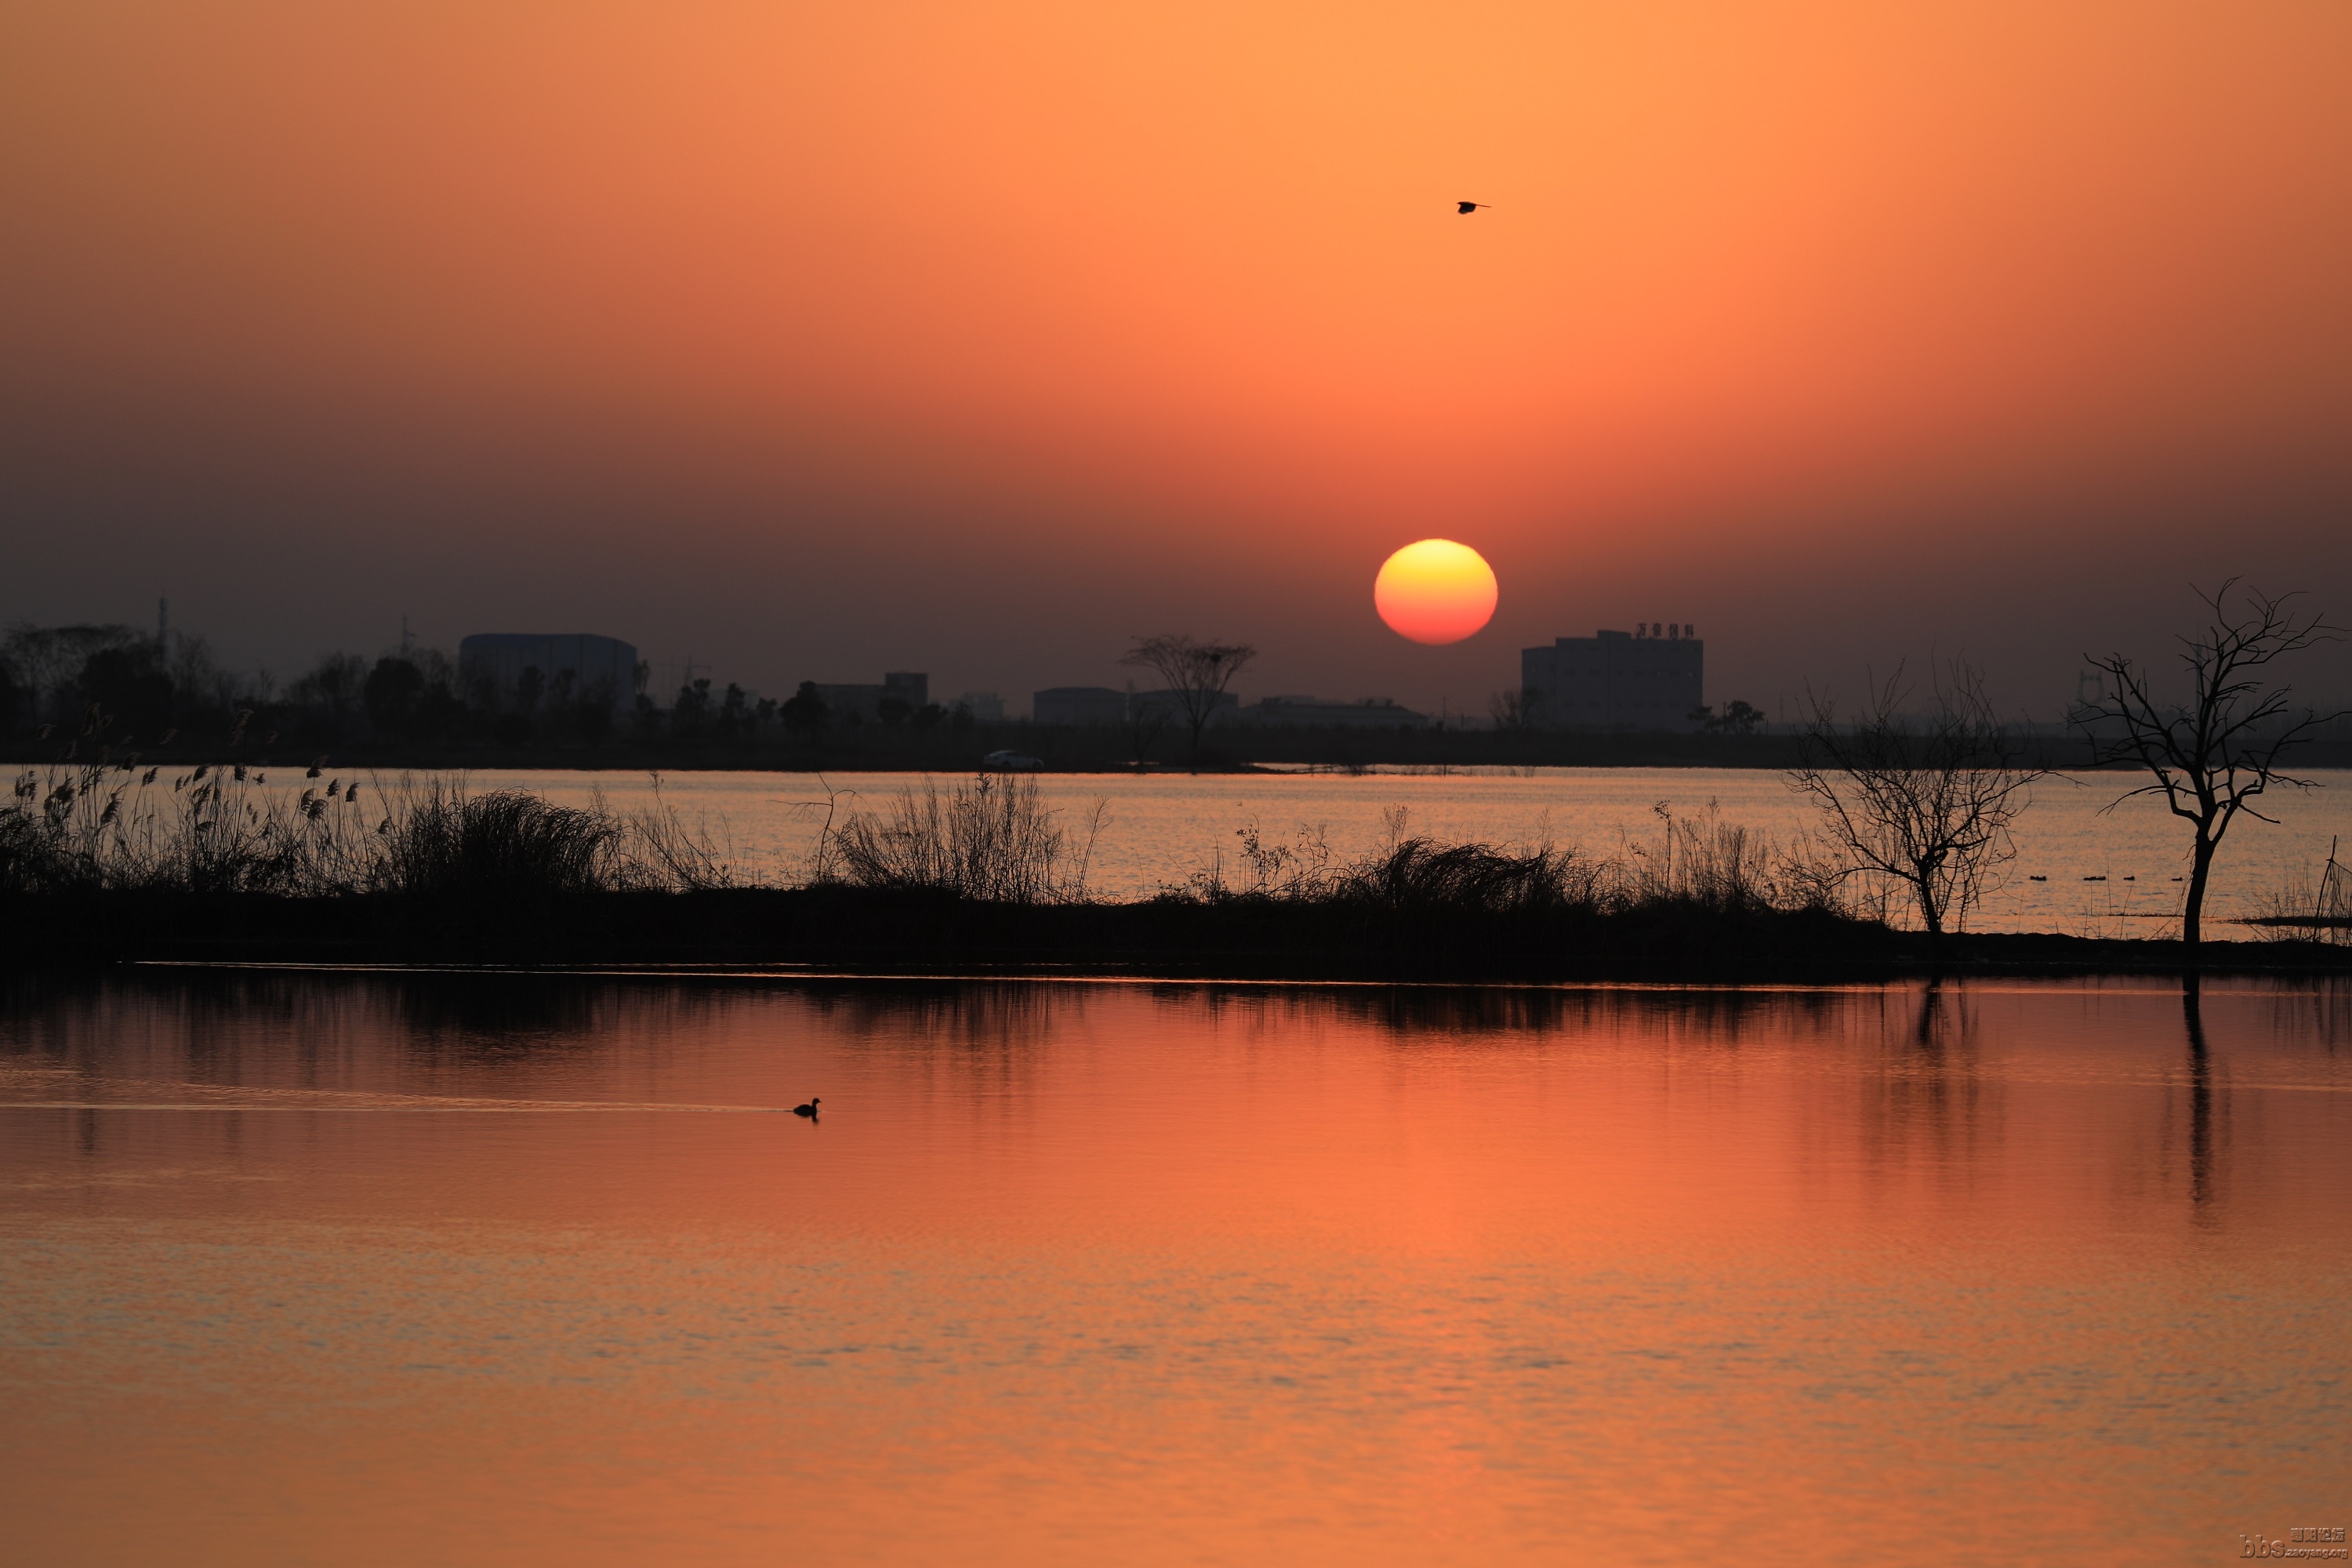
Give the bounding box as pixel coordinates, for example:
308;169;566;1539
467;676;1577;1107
3;758;376;895
828;775;1104;902
0;764;735;900
2244;850;2352;946
1174;801;1845;922
618;780;736;892
1621;800;1843;915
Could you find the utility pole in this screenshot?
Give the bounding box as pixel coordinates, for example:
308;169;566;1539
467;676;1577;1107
400;614;414;656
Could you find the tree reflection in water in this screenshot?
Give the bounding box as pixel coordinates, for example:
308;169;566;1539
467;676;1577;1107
2184;975;2214;1211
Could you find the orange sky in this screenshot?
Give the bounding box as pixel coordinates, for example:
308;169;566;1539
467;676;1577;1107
3;1;2348;711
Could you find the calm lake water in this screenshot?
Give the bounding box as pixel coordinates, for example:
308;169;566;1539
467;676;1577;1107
465;766;2352;933
3;971;2347;1565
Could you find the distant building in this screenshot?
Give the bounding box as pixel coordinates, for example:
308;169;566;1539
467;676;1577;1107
1522;624;1703;731
954;691;1006;723
813;672;927;724
459;633;638;711
1236;695;1430;729
1033;686;1129;726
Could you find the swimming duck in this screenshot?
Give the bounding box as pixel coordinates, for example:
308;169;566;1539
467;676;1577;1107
793;1098;821;1118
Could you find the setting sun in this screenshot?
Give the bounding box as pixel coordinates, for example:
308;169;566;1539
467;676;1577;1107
1374;539;1498;645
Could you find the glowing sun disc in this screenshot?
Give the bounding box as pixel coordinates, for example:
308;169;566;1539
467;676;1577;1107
1374;539;1497;645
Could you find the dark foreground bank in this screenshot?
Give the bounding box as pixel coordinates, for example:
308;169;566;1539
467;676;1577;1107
12;772;2347;981
12;886;2349;981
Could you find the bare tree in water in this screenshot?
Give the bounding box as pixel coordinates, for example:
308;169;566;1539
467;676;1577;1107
1788;659;2045;938
2079;581;2341;952
1120;634;1255;767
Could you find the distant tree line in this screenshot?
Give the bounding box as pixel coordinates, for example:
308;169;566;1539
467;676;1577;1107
2;623;264;750
0;625;607;753
657;678;958;745
0;622;1000;758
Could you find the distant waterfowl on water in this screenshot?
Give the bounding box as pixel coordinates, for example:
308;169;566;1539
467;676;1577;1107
793;1098;821;1118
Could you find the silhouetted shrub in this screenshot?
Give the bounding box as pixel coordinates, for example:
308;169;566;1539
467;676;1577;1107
374;785;615;901
1174;801;1842;923
1339;837;1600;917
830;775;1102;902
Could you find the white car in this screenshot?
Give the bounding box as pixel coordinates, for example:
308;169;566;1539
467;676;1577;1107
982;750;1046;771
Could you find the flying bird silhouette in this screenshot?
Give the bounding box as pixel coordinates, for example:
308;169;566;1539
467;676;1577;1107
1456;201;1491;214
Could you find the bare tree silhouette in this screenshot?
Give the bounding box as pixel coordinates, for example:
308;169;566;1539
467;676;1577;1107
1788;658;2045;938
1120;634;1255;767
2078;581;2343;951
1488;686;1537;736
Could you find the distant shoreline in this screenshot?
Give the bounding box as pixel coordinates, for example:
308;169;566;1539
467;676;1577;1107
4;738;2230;776
9;887;2347;981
